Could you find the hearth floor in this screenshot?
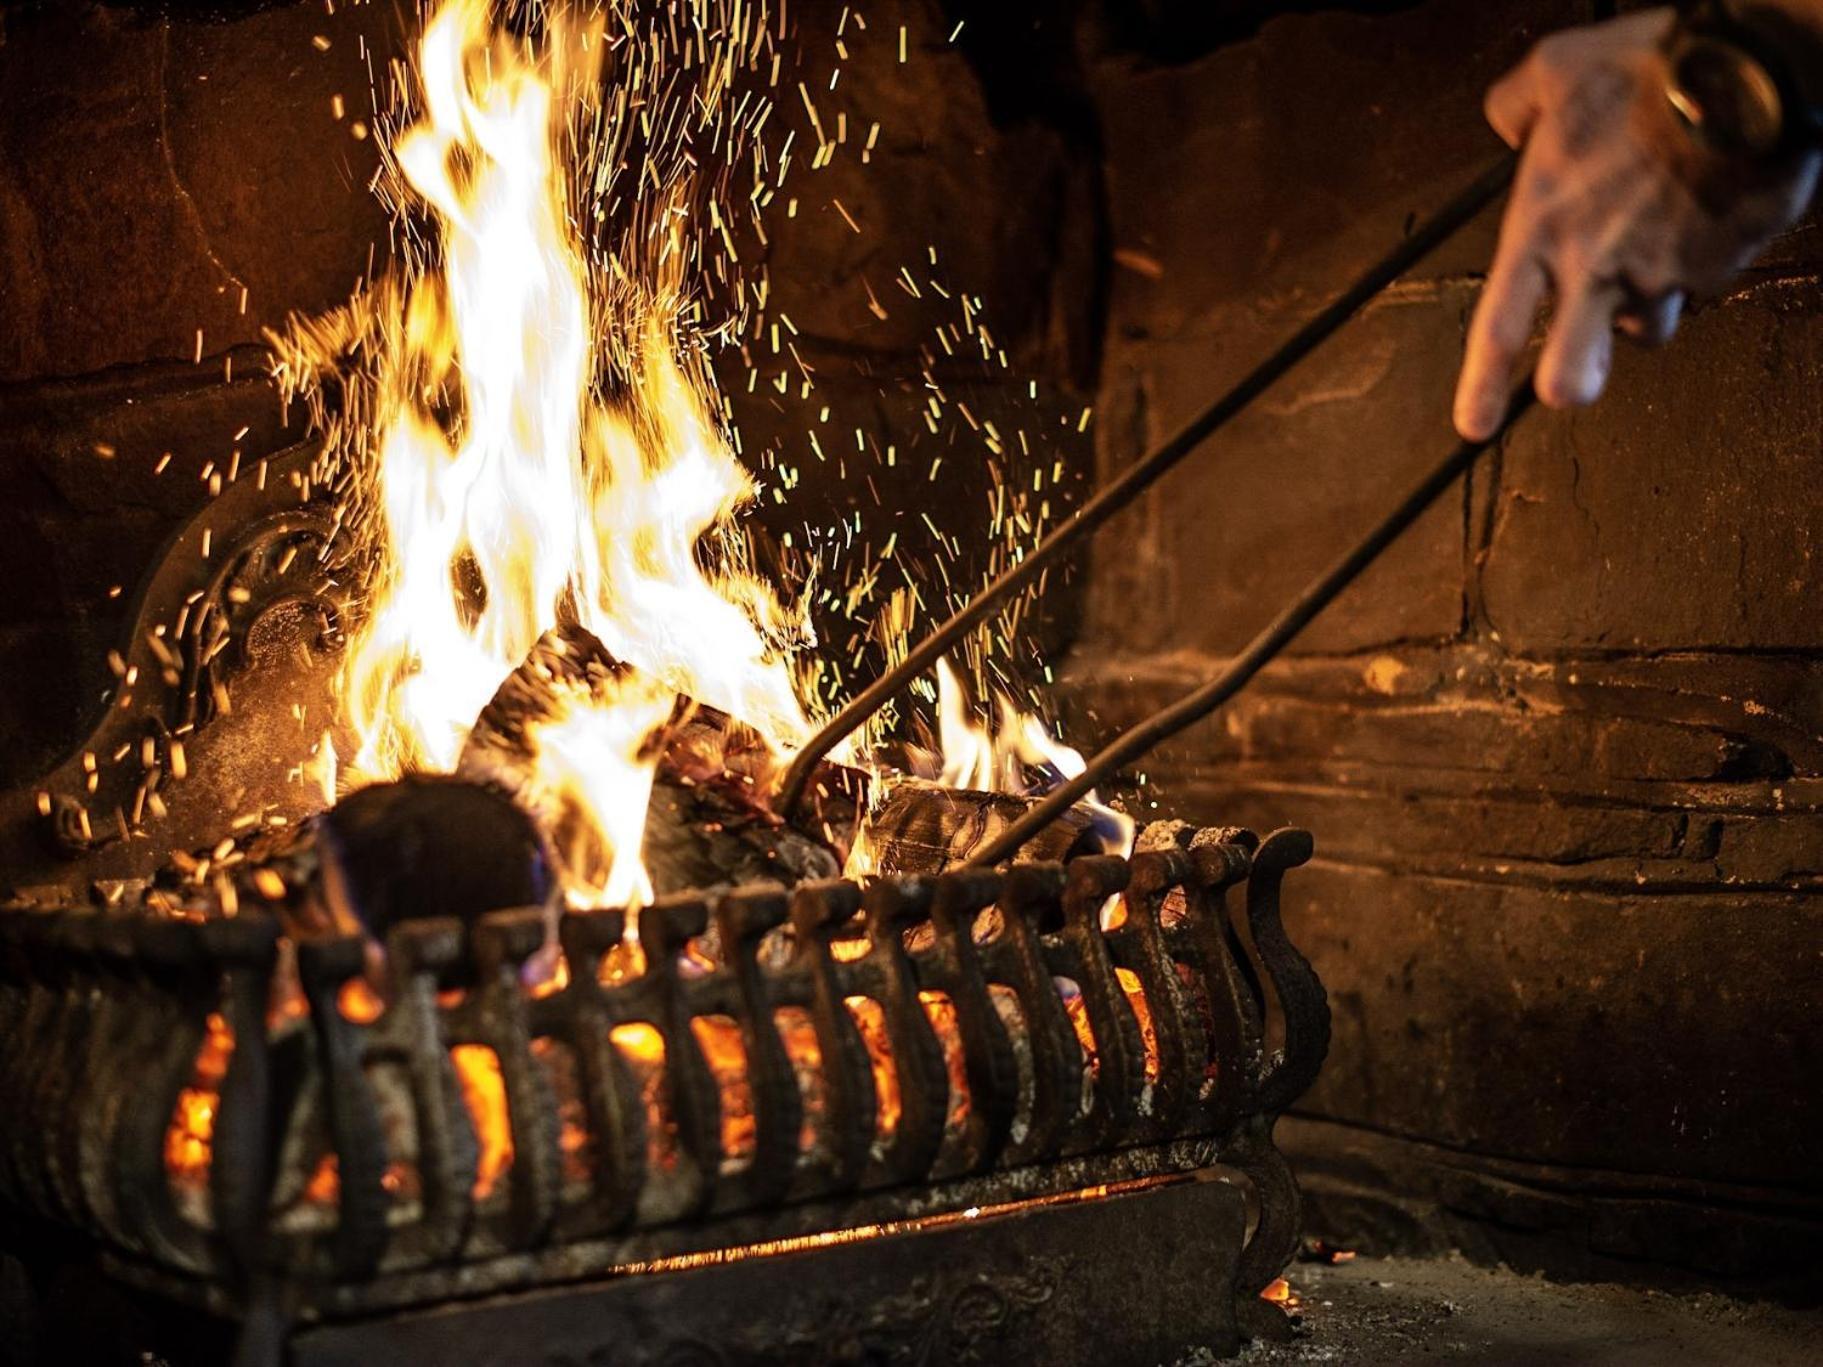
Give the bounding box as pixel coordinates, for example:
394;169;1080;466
1232;1253;1822;1366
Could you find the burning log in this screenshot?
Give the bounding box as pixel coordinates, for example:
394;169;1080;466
456;622;844;897
452;621;667;886
640;765;841;895
312;774;557;945
164;624;859;967
154;774;563;992
851;776;1105;879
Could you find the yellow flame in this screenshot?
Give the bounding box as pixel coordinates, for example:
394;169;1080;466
934;659;1135;856
273;0;1118;906
935;658;1002;794
302;0;811;905
526;671;675;907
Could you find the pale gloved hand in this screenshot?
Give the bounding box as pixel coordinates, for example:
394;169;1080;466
1454;8;1821;440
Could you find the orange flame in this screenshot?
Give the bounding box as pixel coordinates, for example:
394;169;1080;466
934;658;1134;855
452;1043;515;1199
164;1012;234;1191
277;0;813;907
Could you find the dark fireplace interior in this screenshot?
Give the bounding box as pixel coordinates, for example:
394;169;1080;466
1;0;1819;1363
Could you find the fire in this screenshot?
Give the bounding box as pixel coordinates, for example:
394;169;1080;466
452;1043;515;1199
843;995;903;1140
1115;966;1161;1084
516;670;675;908
158;1;1150;1220
266;0;1134;912
274;0;812;906
611;1021;681;1174
918;990;973;1137
934;658;1134;857
337;977;386;1024
773;1008;829;1156
691;1015;758;1166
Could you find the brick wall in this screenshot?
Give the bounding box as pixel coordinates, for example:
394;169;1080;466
0;0;398;780
1072;0;1823;1286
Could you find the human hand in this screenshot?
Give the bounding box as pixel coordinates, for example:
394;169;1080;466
1454;8;1820;440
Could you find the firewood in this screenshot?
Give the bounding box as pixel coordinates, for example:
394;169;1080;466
312;775;556;943
456;622;845;897
453;621;664;881
159;626;867;942
142;776;551;943
850;776;1099;879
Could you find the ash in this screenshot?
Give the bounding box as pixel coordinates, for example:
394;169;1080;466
1223;1253;1822;1366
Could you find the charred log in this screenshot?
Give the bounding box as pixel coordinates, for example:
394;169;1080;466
311;774;555;943
853;776;1100;879
456;622;845;896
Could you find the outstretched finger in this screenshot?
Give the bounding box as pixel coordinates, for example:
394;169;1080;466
1455;212;1548;440
1484;56;1544;148
1537;272;1622;410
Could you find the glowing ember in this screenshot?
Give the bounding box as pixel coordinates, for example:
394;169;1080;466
452;1043;515;1199
299;1152;413;1206
611;1021;680;1174
918;989;972;1136
304;1153;341;1206
843;994;903;1141
530;952;573;999
691;1015;758;1166
1115;966;1161;1084
1261;1276;1301;1311
773;1007;829;1156
1058;977;1099;1073
337;978;386;1024
164;1012;233;1191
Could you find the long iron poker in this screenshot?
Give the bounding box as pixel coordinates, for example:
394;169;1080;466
965;373;1538;868
773;149;1521;819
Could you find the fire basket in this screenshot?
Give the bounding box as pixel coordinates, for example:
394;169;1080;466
0;435;1330;1365
0;833;1327;1363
